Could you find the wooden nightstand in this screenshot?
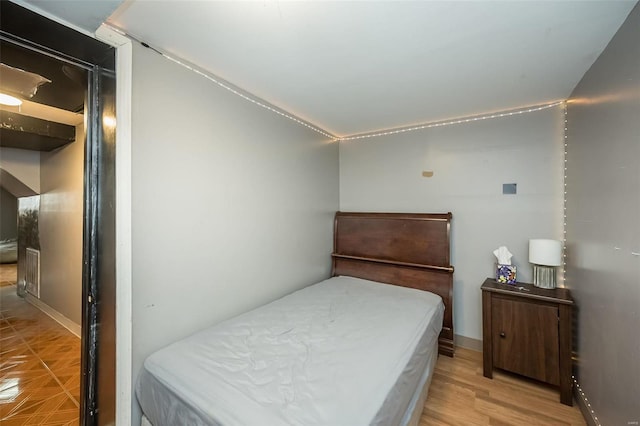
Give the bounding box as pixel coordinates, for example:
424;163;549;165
481;278;574;406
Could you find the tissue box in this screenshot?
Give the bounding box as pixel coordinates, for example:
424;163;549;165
496;264;517;284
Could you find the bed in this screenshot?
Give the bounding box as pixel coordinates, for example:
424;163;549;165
137;212;454;426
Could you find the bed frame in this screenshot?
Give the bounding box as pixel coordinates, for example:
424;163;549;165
332;212;455;356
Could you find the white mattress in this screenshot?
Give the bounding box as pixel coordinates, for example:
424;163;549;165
137;276;444;426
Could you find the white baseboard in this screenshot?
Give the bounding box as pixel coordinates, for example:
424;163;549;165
454;334;483;352
25;294;81;338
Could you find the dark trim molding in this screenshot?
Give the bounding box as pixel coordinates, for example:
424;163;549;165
0;1;113;66
1;2;116;425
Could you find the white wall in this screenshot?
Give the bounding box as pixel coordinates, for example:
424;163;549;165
38;124;85;326
0;147;41;193
566;3;640;424
130;44;339;422
340;106;564;340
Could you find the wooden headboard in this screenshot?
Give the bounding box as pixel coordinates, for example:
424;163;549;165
331;212;455;356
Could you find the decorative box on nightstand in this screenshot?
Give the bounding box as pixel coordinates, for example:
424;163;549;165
481;278;574;406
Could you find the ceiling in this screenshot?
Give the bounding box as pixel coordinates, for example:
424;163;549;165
0;36;83;151
1;1;115;152
18;0;124;33
18;1;639;137
0;40;87;113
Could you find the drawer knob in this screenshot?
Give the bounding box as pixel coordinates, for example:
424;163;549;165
499;332;506;338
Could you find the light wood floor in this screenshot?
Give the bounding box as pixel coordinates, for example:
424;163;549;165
0;263;586;425
420;348;586;425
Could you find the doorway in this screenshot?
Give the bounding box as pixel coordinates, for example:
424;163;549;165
1;2;117;424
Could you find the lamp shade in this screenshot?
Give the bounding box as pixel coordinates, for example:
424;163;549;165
529;239;562;266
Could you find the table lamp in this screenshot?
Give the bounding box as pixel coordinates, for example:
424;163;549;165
529;239;562;289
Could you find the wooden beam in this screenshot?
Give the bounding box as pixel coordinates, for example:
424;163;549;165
0;110;75;151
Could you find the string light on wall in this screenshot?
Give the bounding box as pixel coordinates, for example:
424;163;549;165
105;24;339;141
573;377;601;426
562;102;568;287
339;101;565;142
105;24;565;144
160;53;339;141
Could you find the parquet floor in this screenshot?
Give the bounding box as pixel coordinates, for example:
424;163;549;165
420;348;586;425
0;264;80;425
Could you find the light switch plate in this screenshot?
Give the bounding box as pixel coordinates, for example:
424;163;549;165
503;183;517;194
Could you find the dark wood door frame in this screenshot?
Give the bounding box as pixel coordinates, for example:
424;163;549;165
1;3;117;424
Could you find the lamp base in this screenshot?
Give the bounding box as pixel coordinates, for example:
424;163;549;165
532;264;557;289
